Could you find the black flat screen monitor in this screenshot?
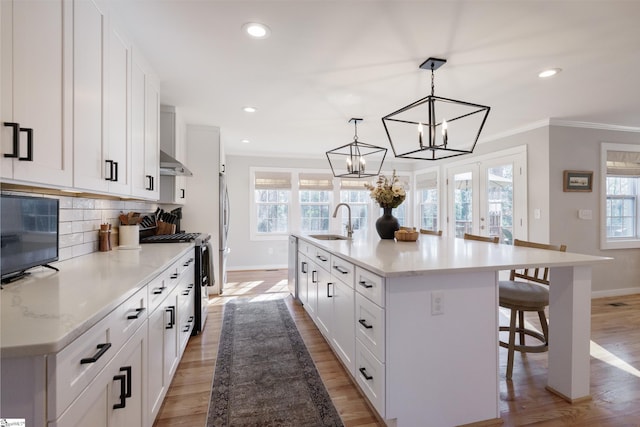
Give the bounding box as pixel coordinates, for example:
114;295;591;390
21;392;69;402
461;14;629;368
1;194;59;283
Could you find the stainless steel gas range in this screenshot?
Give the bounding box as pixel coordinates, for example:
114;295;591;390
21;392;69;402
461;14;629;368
141;232;212;335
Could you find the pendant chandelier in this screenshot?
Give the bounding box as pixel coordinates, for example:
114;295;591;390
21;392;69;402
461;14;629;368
326;118;387;178
382;57;490;161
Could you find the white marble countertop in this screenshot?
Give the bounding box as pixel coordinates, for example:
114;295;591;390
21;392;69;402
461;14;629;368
295;232;611;278
0;243;193;358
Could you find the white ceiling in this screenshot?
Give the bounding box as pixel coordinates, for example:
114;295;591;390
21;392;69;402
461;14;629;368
109;0;640;160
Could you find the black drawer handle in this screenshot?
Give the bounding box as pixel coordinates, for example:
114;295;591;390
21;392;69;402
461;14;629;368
152;286;166;295
3;122;19;158
127;307;145;320
113;161;119;182
170;273;179;279
18;127;33;161
182;289;191;296
334;265;349;274
180;188;185;199
358;280;373;289
316;255;328;262
80;342;112;364
113;374;126;409
121;366;132;398
358;319;373;329
188;315;194;323
166;306;175;329
359;367;373;381
312;270;318;283
327;282;333;298
182;325;190;332
301;261;307;274
146;175;154;191
105;160;114;181
187;283;194;289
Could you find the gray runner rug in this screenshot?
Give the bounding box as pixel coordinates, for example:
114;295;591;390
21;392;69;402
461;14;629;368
207;298;344;427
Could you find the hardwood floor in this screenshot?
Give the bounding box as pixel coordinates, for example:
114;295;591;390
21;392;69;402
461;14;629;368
154;270;640;427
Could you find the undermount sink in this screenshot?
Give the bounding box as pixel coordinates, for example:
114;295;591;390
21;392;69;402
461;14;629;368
308;234;350;241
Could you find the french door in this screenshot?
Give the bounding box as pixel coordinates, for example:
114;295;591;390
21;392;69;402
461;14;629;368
446;148;527;244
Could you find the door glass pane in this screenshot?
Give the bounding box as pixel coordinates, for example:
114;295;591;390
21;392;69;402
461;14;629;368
487;164;513;244
454;172;472;237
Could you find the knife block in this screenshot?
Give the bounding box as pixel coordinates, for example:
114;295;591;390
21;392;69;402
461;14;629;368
156;221;176;235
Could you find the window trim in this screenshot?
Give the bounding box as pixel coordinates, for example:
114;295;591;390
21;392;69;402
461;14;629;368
601;142;640;249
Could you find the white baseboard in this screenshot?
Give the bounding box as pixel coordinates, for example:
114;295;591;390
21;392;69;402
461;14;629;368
227;264;287;272
592;287;640;299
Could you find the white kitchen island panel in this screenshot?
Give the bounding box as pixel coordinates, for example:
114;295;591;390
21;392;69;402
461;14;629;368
385;270;500;426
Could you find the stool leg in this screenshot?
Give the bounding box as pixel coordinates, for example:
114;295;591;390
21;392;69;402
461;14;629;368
518;310;525;345
538;310;549;345
507;308;518;380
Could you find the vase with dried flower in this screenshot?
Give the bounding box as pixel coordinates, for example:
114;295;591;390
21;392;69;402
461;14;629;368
365;170;406;239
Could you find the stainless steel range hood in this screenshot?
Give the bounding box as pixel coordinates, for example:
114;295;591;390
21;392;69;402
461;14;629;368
159;150;193;176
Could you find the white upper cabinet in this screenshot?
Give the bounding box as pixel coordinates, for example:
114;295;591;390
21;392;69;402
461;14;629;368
130;49;160;200
73;0;132;196
1;0;73;187
159;105;188;205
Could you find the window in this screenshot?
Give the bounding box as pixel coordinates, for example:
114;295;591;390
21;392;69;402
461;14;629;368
601;144;640;249
254;171;291;235
299;173;333;232
415;170;438;231
340;179;370;233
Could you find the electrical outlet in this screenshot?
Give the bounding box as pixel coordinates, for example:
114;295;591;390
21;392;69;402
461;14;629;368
431;291;444;315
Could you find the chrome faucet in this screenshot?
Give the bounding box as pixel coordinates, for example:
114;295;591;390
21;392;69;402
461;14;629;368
333;203;353;238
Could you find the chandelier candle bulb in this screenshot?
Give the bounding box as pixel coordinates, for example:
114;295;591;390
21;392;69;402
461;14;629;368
442;120;448;147
359;156;366;173
346;157;353;173
418;122;424;148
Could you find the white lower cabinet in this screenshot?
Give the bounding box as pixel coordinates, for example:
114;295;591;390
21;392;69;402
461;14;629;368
331;279;355;375
293;238;385;419
297;253;309;306
50;322;147;427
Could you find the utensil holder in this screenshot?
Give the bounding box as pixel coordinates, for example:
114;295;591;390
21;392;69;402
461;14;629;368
119;224;140;249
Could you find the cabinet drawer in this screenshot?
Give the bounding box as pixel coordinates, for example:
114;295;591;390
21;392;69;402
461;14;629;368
148;271;170;314
355;341;386;418
309;245;331;271
298;240;311;255
355;267;385;307
165;252;195;285
111;286;148;350
355;293;385;362
330;255;354;288
47;312;114;420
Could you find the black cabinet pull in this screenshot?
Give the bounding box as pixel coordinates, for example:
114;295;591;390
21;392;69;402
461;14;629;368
166;306;175;329
358;280;373;289
113;161;119;182
3;122;19;158
18;128;33;161
312;270;318;283
316;255;328;262
358;319;373;329
334;265;348;274
301;261;307;274
170;273;179;279
327;282;333;298
182;289;190;296
359;367;373;381
182;325;190;332
121;366;132;398
127;307;145;320
152;286;166;295
146;175;154;190
187;283;194;289
80;342;112;364
113;374;126;409
188;315;194;323
180;188;185;199
221;164;225;173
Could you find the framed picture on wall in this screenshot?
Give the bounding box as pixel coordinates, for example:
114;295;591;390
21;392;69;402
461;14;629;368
563;170;593;192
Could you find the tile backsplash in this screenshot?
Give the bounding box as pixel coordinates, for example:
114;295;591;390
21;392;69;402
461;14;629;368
2;190;158;262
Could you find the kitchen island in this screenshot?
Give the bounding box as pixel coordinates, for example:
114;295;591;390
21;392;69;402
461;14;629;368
293;232;610;427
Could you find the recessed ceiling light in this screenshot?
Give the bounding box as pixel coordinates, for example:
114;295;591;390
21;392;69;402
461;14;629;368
538;68;562;78
243;106;257;113
241;139;250;144
243;22;271;39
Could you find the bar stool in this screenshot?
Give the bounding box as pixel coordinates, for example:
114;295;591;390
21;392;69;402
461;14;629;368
499;239;567;380
419;229;442;236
